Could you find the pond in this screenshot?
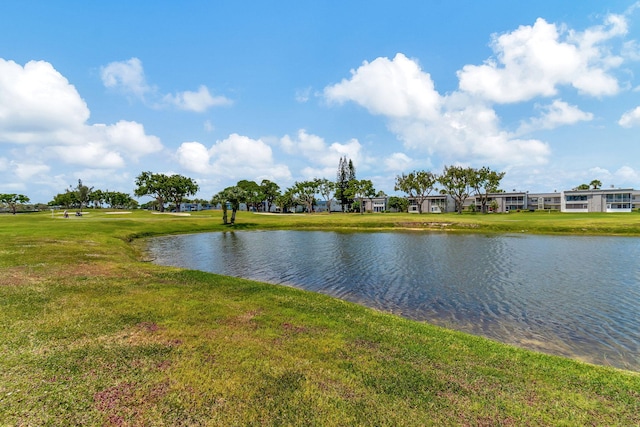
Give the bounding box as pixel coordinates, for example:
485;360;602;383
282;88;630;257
146;230;640;371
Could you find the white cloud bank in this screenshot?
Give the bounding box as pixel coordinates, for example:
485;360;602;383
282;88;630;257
324;54;551;166
518;99;593;134
457;15;626;103
0;58;162;172
280;129;366;178
324;11;633;170
101;57;231;112
176;134;292;183
618;106;640;127
325;53;440;120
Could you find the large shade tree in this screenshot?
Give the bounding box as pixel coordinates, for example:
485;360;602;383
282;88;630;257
104;191;138;209
0;193;30;214
260;179;280;213
291;180;319;213
166;174;199;212
135;171;170;212
74;179;93;212
394;170;438;214
315;178;335;213
275;189;297;213
469;167;505;213
49;191;79;209
237;180;263;212
348;179;376;214
135;171;198;212
388;196;409;213
438;165;474;214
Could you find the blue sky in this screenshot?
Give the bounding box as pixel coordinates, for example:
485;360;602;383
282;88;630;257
2;1;640;202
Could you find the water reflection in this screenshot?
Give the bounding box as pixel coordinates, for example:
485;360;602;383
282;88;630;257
148;230;640;371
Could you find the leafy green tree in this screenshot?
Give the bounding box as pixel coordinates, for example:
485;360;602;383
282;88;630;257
49;191;79;209
260;179;280;212
105;191;137;209
74;179;93;212
291;180;319;213
90;189;105;208
590;179;602;190
394;170;438;214
469;166;505;213
575;183;590;190
348;179;376;214
166;174;199;212
275;190;297;213
134;172;198;212
315;178;335;213
388;196;409;213
237;180;263;211
438;165;474;214
0;193;30;214
135;171;170;212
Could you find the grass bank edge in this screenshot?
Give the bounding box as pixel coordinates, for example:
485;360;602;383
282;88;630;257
2;210;640;424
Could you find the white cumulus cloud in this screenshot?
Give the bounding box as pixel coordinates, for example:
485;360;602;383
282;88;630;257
101;57;151;98
518;99;593;133
383;152;417;172
324;53;441;120
176;134;292;182
457;15;626;103
280;129;367;179
0;58;163;171
0;59;89;142
164;85;232;112
325;54;551;166
618;106;640;127
11;161;51;180
102;58;230;113
176;141;212;174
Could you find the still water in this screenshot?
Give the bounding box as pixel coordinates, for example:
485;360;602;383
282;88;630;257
147;230;640;371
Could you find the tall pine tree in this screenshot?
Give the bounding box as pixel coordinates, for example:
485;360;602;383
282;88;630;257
335;156;356;212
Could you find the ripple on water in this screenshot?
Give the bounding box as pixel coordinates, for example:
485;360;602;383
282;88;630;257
148;231;640;371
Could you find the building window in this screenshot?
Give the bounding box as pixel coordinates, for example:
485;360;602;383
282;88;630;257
609;203;630;209
605;193;630;203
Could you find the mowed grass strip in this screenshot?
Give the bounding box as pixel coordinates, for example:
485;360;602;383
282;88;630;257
1;210;639;425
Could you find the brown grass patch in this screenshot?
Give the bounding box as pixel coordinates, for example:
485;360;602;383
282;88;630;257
0;267;42;286
93;380;170;425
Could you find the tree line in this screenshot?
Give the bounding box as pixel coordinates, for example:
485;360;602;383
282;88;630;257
210;157;384;224
47;173;201;212
6;161;618;218
49;180;140;211
16;161;507;217
395;165;506;214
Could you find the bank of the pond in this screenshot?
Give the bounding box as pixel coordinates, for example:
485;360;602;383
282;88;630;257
1;210;639;425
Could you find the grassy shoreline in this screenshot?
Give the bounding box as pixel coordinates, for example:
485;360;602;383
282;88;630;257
1;210;639;425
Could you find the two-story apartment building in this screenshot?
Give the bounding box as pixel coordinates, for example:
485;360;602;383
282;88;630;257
560;188;636;213
375;188;639;214
407;195;456;213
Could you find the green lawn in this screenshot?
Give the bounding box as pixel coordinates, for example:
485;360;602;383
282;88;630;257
1;210;639;425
